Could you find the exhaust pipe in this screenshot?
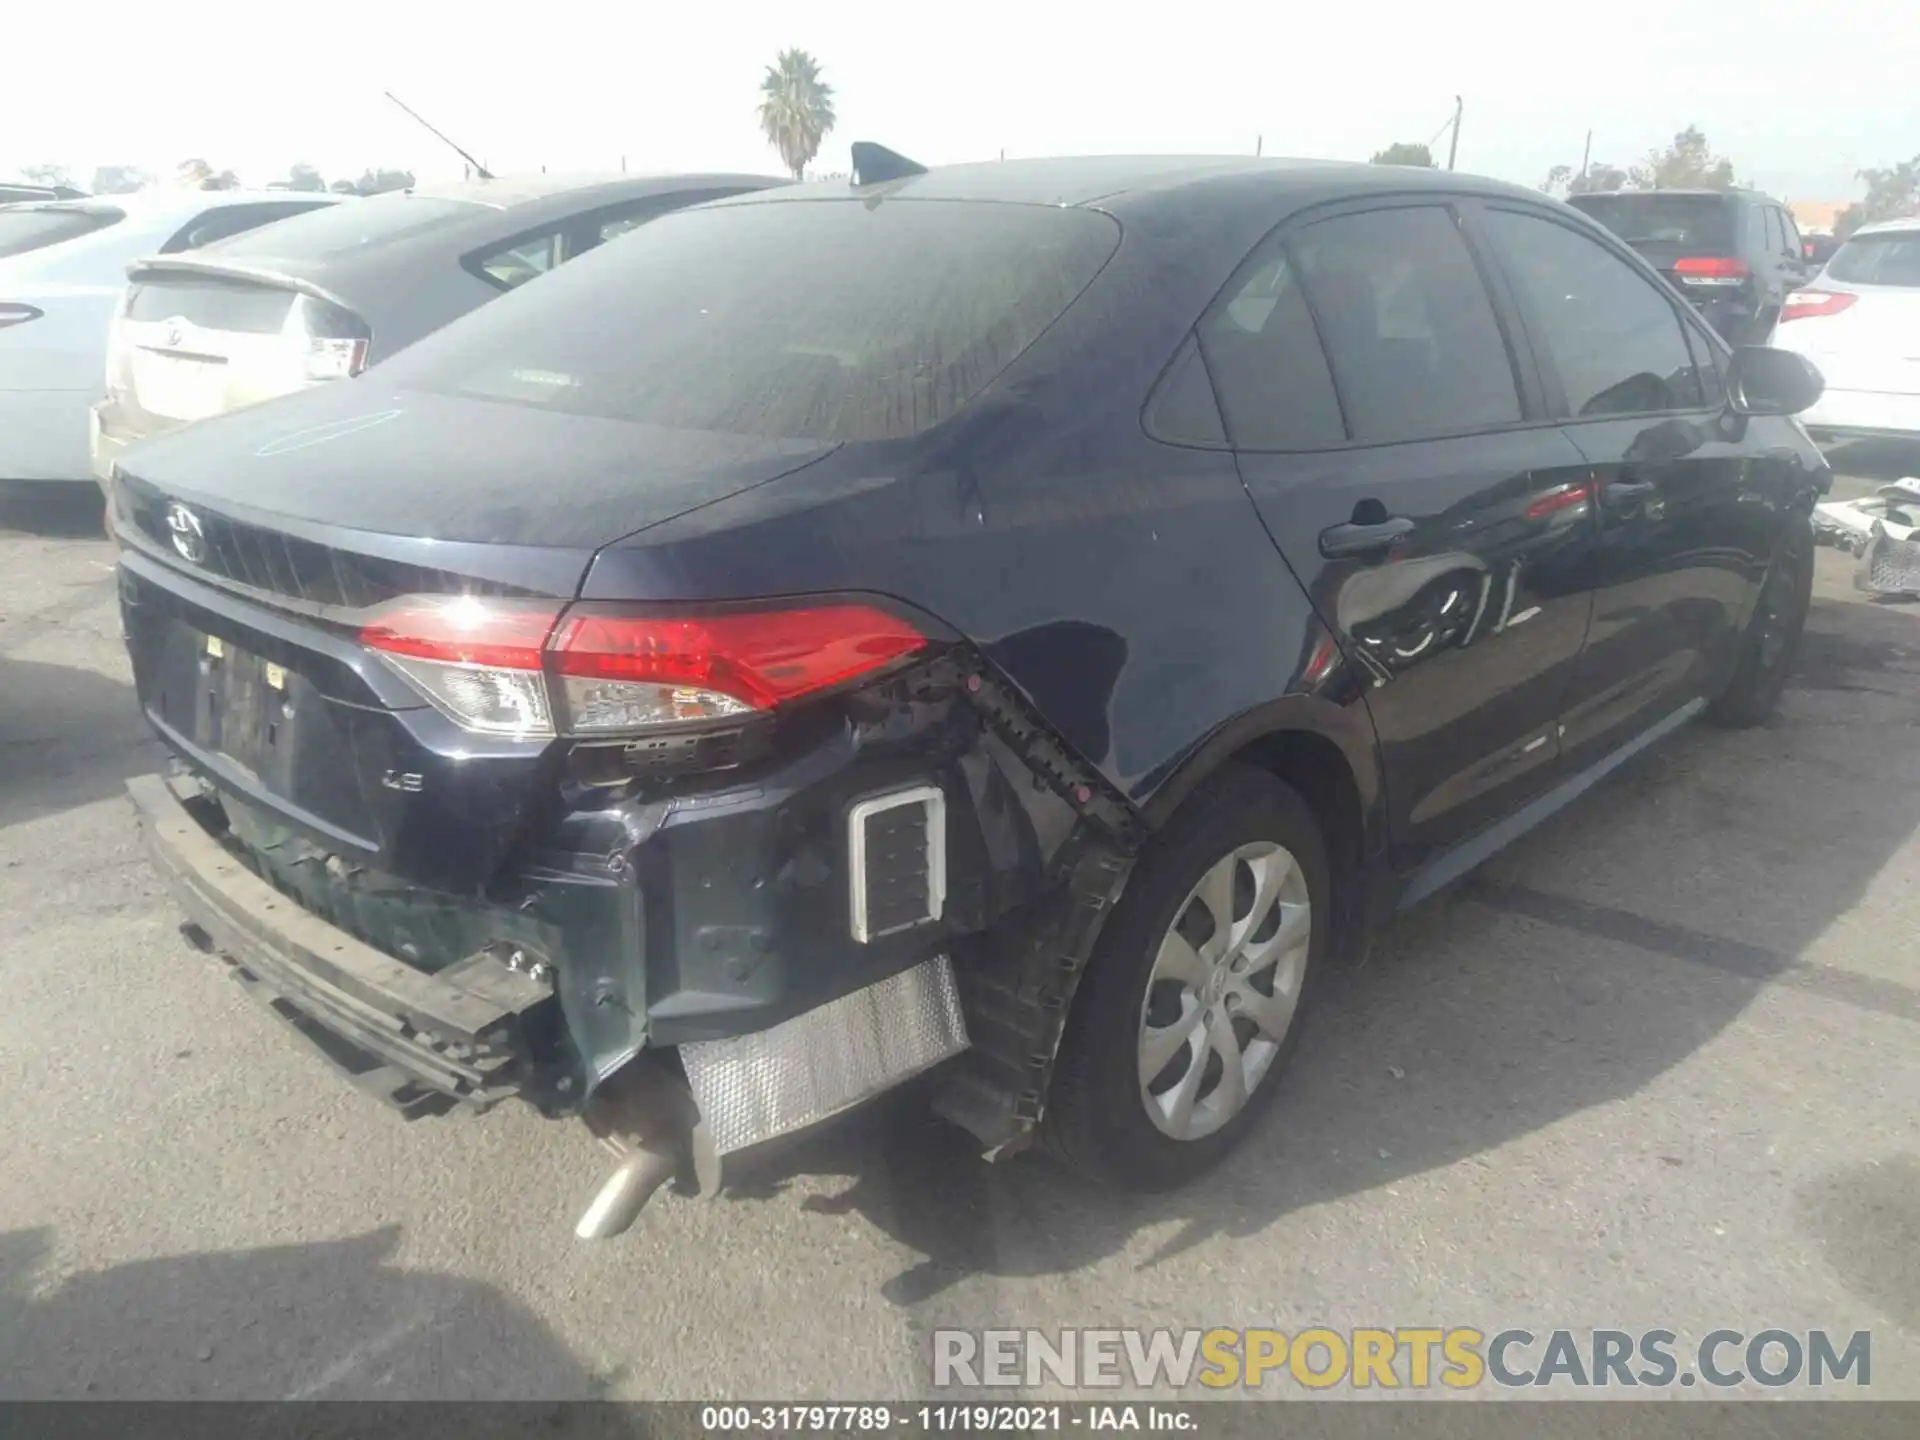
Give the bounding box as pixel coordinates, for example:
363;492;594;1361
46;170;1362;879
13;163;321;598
572;1058;718;1239
576;1139;680;1239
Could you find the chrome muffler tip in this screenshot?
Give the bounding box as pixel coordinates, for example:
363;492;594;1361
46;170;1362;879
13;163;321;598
575;1140;680;1240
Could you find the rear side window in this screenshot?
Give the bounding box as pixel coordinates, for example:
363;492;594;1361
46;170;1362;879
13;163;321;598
1827;232;1920;287
1289;206;1522;444
1485;209;1704;418
1776;209;1803;258
161;200;333;252
1567;194;1736;252
473;232;562;290
0;205;122;259
1194;246;1343;449
391;199;1121;442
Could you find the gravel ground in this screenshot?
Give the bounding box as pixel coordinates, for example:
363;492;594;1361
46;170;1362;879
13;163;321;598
1;458;1917;1406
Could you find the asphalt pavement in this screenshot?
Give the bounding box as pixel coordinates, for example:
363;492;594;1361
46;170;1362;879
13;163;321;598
1;462;1917;1403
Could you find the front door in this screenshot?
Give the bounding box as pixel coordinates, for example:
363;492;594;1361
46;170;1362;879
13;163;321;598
1203;201;1600;868
1471;203;1774;768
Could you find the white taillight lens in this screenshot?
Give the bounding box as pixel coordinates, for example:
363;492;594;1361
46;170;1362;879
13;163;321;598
359;597;561;739
303;335;369;381
558;675;754;732
284;294;371;385
380;653;554;736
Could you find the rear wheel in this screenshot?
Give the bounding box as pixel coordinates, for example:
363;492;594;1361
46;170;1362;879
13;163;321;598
1044;766;1329;1190
1709;518;1814;727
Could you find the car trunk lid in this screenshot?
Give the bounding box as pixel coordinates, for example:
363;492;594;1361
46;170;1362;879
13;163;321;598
115;385;838;888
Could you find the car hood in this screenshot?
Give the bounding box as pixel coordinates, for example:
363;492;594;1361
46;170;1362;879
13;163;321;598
114;380;839;552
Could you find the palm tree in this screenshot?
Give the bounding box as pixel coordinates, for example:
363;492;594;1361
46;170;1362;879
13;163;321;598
757;49;836;180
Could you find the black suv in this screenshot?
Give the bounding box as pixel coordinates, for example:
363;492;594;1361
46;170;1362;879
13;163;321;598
1567;188;1812;343
112;154;1829;1234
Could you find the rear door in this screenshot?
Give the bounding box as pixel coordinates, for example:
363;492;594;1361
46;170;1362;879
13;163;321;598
1474;202;1769;767
1215;201;1599;866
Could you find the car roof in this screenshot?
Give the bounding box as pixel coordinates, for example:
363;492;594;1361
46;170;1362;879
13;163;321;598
1566;188;1764;203
1849;216;1920;238
402;171;784;210
728;153;1548;211
0;189;340;219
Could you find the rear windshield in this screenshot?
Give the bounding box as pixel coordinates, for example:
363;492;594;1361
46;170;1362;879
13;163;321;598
383;198;1122;442
1567;194;1735;250
1826;231;1920;287
197;194;481;259
0;205;123;259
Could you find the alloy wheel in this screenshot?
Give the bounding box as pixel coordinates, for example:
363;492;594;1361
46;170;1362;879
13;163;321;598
1137;840;1311;1141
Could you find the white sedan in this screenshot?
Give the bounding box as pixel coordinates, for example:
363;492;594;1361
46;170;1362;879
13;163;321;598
0;190;336;485
1771;217;1920;443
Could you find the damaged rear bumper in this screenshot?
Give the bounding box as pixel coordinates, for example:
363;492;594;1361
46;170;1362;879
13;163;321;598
129;772;556;1117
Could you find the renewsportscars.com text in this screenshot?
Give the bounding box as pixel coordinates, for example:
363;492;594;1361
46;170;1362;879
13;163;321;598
933;1327;1871;1391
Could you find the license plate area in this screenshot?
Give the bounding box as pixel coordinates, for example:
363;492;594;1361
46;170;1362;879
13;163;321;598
199;632;290;777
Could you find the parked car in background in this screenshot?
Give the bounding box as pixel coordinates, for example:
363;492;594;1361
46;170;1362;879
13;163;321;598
91;172;783;488
1;191;338;485
1;181;89;206
1566;188;1810;343
111;154;1828;1235
1802;232;1842;268
1771;217;1920;443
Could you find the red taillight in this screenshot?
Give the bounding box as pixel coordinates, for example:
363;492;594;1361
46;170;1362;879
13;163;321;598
0;302;43;330
358;596;928;738
1672;256;1748;290
1779;289;1858;323
552;606;927;707
359;597;561;670
1673;256;1749;279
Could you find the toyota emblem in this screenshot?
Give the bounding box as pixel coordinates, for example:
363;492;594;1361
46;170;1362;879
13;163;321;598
165;501;207;564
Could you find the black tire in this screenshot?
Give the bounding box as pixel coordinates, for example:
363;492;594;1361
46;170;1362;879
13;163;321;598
1708;517;1814;728
1043;764;1331;1191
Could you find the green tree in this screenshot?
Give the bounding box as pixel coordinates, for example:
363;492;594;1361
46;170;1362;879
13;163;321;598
757;48;837;180
285;163;327;193
1834;156;1920;238
20;163;74;189
1544;162;1633;196
90;165;151;194
1637;126;1735;190
343;168;415;196
1370;142;1434;168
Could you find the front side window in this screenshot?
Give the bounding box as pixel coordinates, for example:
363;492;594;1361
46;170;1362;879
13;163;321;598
1289;205;1522;444
1484;209;1705;419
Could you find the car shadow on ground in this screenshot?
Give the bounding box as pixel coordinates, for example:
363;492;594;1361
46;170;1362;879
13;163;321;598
1821;439;1920;484
716;584;1920;1312
0;1225;634;1415
0;483;107;540
0;658;162;831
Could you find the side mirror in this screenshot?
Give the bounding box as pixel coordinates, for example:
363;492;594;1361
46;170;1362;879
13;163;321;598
1727;345;1824;417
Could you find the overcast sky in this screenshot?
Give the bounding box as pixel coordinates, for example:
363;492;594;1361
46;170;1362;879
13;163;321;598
5;1;1911;201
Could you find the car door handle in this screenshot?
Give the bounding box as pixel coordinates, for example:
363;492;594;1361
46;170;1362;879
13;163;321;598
1319;515;1416;558
1601;480;1659;510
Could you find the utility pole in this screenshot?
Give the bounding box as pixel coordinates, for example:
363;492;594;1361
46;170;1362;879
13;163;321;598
1256;134;1263;156
1446;96;1463;170
1579;130;1592;187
